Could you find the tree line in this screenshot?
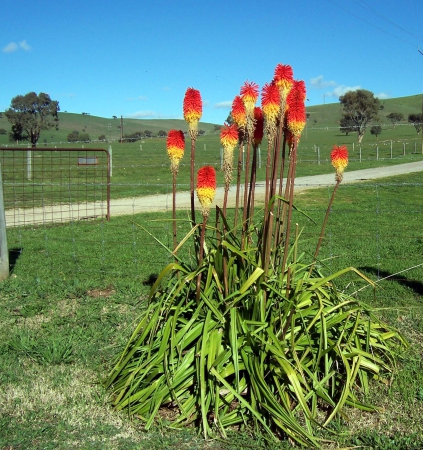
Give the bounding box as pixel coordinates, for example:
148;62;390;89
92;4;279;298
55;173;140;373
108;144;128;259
339;89;422;142
2;91;422;148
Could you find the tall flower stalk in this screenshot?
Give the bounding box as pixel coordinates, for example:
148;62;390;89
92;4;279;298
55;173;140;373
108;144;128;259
196;166;216;298
166;129;185;252
220;123;238;215
312;145;349;266
231;95;246;229
183;87;202;228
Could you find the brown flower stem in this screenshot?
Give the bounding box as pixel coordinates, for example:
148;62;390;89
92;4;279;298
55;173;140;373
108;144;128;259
281;140;298;276
234;141;243;231
190;137;196;228
241;141;251;249
310;180;340;274
172;171;177;253
247;145;258;223
196;215;207;302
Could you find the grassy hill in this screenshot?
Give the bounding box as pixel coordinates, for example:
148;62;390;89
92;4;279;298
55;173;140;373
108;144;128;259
0;93;422;146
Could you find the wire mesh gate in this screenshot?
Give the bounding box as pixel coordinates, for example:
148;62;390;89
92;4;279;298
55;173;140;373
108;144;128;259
0;147;110;227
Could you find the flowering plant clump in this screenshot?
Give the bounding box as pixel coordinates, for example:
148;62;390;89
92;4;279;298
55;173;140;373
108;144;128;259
107;63;407;449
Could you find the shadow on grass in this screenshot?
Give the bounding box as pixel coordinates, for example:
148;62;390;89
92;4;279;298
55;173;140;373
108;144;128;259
143;273;158;286
359;266;423;297
9;247;23;273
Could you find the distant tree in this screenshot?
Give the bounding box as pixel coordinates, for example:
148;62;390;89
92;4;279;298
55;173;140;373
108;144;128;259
226;112;234;126
408;113;423;134
144;130;152;138
124;132;143;142
339;89;380;143
5;92;59;148
0;128;7;135
339;116;355;136
198;129;206;136
370;125;382;140
157;130;166;138
386;112;404;128
98;134;106;141
67;131;90;142
112;116;117;120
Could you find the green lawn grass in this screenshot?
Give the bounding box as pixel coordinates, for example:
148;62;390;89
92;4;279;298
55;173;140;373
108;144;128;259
1;169;422;448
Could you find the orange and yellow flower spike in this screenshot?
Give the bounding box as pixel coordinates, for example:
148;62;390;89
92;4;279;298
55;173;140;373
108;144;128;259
273;63;294;105
240;80;259;115
261;82;280;138
231;95;247;130
196;166;216;218
166;129;185;174
240;81;259;138
220;123;239;186
183;87;202;139
331;145;349;182
286;81;306;139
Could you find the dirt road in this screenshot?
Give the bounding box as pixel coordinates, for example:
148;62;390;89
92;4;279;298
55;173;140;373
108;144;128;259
5;160;423;226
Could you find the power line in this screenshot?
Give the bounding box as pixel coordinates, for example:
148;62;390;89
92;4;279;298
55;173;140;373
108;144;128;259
327;0;422;47
352;0;423;43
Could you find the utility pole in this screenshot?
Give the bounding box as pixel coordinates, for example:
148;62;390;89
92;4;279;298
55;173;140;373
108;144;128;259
120;116;123;144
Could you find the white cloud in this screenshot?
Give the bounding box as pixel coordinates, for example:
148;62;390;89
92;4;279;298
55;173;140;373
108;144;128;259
310;75;337;89
3;42;18;53
376;92;390;99
19;40;31;51
3;40;31;53
214;101;232;109
326;85;362;98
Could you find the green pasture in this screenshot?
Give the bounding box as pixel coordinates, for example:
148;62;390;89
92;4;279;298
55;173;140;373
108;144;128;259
1;94;423;205
0;169;422;448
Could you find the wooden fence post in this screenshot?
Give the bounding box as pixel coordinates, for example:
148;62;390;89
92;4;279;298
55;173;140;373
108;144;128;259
0;161;9;281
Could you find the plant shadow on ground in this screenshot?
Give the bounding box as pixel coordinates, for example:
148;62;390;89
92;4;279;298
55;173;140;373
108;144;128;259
359;266;423;297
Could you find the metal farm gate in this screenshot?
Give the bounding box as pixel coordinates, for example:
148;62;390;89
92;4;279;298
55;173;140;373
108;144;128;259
0;147;110;227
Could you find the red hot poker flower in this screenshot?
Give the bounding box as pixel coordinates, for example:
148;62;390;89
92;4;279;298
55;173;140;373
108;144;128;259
183;87;202;137
231;95;247;129
331;145;349;182
166;129;185;173
286;80;306;138
253;107;264;146
220;123;238;151
240;80;259;115
273;63;294;99
220;123;238;186
196;166;217;217
261;82;281;126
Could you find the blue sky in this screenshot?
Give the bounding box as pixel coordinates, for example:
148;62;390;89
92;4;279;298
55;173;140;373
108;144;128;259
1;0;423;124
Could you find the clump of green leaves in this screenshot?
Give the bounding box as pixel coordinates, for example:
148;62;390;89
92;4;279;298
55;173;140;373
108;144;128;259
105;70;407;448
